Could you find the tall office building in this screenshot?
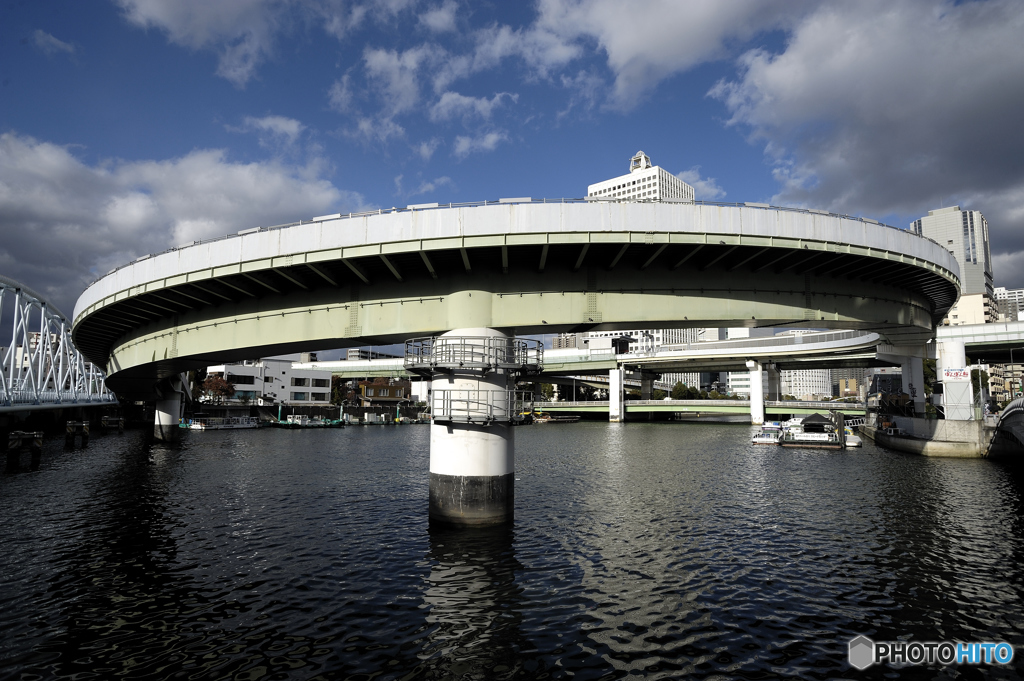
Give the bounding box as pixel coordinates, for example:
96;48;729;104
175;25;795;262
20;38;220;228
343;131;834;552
587;151;695;202
911;206;995;323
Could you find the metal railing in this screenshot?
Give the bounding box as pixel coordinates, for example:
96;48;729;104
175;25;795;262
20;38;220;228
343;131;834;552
405;335;542;374
1;276;117;410
85;197;945;289
431;390;533;425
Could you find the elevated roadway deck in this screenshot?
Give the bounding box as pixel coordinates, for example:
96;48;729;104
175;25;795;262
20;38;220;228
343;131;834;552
72;198;960;398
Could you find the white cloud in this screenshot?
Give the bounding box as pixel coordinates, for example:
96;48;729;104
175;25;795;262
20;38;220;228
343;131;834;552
114;0;290;87
229;115;307;148
328;74;354;112
452;131;508;158
0;131;366;316
676;167;725;200
394;173;453;198
351;116;406;143
419;1;458;33
363;44;443;115
429;91;516;122
531;0;811;108
708;0;1024;273
33;30;75;56
415;138;441;160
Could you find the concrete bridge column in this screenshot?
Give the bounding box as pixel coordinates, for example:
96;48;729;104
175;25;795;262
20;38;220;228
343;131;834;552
609;368;625;422
938;339;974;420
766;363;781;401
747;360;764;425
640;374;655;400
413;328;538;526
153;376;182;441
901;355;926;417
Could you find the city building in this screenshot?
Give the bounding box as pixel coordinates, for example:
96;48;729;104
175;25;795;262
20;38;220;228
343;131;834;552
205;358;333;406
358;380;411;407
995;287;1024;322
587;151;695;202
911;206;996;324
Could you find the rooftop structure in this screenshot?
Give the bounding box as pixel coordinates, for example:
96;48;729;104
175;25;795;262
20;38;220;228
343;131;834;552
587;151;694;202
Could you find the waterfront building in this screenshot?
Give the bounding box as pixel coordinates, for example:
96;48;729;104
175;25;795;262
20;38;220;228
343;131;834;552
358;380;411;407
205;358;333;406
911;206;996;323
587;151;695;202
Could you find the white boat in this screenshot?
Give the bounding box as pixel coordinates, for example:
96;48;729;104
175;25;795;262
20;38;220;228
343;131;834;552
752;421;783;444
185;416;260;430
780;413;843;449
844;426;863;447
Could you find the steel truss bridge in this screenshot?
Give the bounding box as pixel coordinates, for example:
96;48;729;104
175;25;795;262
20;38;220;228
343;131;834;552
1;276;117;413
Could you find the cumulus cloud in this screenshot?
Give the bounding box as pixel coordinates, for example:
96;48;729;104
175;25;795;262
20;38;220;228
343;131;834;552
429;91;516;122
419;1;458;33
394;173;453;198
452;131;507;158
115;0;292;86
33;30;75;56
228;115;307;150
708;0;1024;284
676;167;725;200
364;44;443;116
0;132;366;316
532;0;812;108
415;138;441;160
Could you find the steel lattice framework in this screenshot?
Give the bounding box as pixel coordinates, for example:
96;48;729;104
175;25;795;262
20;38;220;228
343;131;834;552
1;275;117;411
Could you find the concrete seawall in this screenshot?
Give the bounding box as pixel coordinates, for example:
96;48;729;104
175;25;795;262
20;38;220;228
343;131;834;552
860;415;1010;458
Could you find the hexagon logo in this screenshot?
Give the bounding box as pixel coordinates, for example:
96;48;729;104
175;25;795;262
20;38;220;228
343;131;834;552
849;636;875;670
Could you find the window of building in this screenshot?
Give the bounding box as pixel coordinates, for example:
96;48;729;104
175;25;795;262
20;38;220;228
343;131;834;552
312;378;329;387
311;392;327;401
291;377;308;387
291;392;307;400
226;373;255;384
265;376;273;382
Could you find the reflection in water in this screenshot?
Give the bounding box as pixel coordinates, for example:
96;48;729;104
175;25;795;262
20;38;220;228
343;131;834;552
420;525;526;679
1;424;1023;679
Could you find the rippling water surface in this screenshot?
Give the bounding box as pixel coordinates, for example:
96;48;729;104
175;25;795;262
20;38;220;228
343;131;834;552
2;422;1023;680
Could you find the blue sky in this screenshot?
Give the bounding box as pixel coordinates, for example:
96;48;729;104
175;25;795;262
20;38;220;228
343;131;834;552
2;0;1024;318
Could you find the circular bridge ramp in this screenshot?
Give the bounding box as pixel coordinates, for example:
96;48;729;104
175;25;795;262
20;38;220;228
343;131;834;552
72;199;960;399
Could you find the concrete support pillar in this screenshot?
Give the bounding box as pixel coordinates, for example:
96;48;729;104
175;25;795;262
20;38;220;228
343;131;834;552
901;355;926;417
747;360;764;425
640;374;654;400
154;378;182;441
424;328;523;526
938;339;974;420
609;368;625;422
766;363;781;401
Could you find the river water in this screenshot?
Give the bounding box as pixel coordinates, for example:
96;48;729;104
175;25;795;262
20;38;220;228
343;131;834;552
1;422;1023;680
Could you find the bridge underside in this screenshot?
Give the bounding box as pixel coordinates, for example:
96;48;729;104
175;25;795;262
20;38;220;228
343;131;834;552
74;234;955;399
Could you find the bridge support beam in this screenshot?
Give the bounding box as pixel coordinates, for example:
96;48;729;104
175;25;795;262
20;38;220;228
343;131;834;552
747;360;764;425
153;377;182;441
609;368;625;422
423;328;532;527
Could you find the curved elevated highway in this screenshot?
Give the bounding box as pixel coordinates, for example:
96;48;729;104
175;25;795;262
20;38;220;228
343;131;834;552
73;199;959;399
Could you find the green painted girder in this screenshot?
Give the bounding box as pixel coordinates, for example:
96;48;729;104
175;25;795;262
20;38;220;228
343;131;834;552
70;202;961;398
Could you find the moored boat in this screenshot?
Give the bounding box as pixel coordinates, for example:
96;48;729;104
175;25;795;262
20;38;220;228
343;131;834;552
185;416;260;430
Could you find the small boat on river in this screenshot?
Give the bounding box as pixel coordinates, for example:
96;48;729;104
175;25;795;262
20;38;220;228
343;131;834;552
752;421;782;444
184;416;261;430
